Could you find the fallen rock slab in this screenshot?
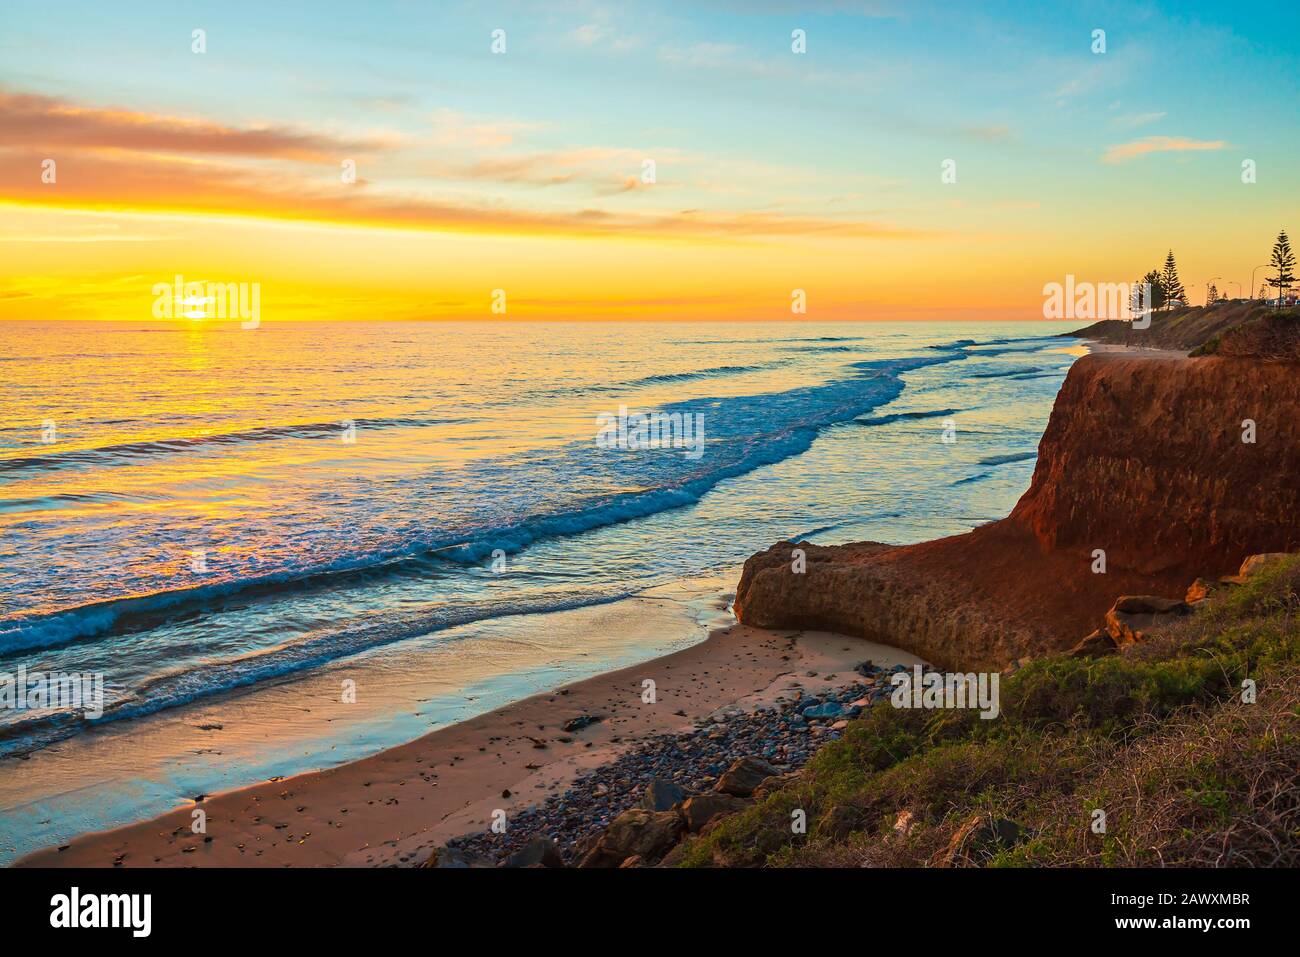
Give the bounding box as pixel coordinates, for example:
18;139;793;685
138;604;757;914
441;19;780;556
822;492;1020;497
1104;595;1190;645
1068;629;1118;658
641;778;686;812
681;793;748;832
502;836;564;868
714;756;779;797
577;808;684;868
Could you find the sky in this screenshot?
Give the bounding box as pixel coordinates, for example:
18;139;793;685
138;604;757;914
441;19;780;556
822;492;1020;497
1;0;1297;321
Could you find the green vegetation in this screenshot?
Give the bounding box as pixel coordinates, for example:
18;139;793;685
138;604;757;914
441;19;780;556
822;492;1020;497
1075;298;1296;351
1268;230;1296;303
677;557;1300;867
1190;309;1300;359
1161;250;1188;306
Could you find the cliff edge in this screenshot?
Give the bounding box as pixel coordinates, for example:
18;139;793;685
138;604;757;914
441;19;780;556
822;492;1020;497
735;352;1300;671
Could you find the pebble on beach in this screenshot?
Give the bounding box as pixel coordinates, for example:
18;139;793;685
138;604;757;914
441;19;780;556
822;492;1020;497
446;661;898;865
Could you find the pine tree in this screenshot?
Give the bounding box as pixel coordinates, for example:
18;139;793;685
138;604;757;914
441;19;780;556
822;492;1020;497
1138;269;1167;311
1161;251;1187;309
1267;230;1296;304
1207;282;1218;304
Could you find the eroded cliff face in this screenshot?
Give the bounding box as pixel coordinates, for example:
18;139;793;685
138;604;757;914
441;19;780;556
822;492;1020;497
734;353;1300;671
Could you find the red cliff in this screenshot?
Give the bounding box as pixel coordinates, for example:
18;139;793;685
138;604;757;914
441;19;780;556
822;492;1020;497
734;352;1300;671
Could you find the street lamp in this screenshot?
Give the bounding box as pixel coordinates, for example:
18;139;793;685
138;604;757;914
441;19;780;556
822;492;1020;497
1251;264;1270;301
1230;281;1243;299
1205;276;1221;305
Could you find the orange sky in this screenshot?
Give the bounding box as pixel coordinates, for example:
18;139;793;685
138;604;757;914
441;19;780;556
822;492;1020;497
3;3;1297;322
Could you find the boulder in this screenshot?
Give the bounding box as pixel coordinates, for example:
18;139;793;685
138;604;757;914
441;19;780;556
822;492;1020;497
502;836;564;868
714;756;780;797
1238;553;1292;578
561;714;602;733
681;793;747;832
1219;553;1292;585
1184;577;1218;604
1104;596;1190;645
1111;595;1188;615
641;778;686;812
657;840;694;868
422;845;491;868
934;814;1026;867
1068;628;1118;658
576;808;684;868
801;701;844;720
800;696;842;712
750;775;784;801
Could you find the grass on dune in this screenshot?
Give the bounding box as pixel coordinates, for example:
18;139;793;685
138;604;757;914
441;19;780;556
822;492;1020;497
677;556;1300;867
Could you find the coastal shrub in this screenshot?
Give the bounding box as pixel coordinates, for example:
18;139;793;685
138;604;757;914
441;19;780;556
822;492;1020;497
1199;310;1300;360
678;555;1300;867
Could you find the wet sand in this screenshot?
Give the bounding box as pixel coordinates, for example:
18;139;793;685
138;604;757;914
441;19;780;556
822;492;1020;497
18;624;922;868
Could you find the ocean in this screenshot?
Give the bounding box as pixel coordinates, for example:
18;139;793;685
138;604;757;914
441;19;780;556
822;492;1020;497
0;319;1082;861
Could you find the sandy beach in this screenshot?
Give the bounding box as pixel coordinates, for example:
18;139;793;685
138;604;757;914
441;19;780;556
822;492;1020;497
18;624;922;868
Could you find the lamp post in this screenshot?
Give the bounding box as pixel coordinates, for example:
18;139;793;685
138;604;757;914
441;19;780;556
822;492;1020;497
1205;276;1221;305
1230;281;1242;299
1251;264;1270;301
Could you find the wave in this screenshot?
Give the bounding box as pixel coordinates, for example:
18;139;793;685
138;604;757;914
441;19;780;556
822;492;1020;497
669;336;866;345
968;366;1043;379
966;336;1065;353
0;415;471;474
851;407;963;427
778;344;860;353
1;350;968;655
787;523;842;542
619;364;774;387
1006;371;1064;381
977;452;1038;466
0;589;639;757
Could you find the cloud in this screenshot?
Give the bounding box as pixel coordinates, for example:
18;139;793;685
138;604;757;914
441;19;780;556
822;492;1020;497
1101;135;1226;164
416;145;666;190
427;108;546;149
0;87;929;243
1049;45;1148;109
0;89;382;161
1113;111;1166;129
569;23;639;50
0;149;928;242
572;23;608;45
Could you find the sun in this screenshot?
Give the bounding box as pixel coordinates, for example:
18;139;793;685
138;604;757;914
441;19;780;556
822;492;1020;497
178;294;213;320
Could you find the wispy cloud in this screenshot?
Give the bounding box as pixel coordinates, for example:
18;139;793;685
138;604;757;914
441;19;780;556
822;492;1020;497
427;108;545;149
569;23;640;51
0;89;384;161
424;146;659;189
0;147;927;242
1113;111;1167;129
1101;135;1226;163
